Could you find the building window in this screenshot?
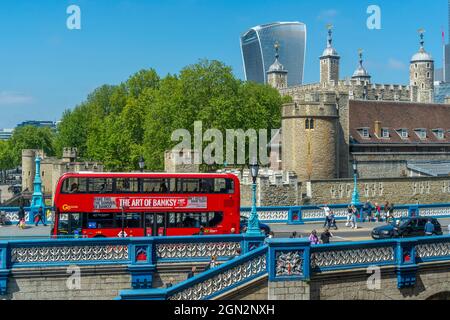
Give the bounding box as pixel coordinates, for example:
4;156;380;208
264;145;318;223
415;64;418;69
427;72;430;78
433;129;445;140
422;83;425;89
381;128;390;138
358;128;370;138
414;129;427;140
415;73;418;79
305;119;314;130
396;129;409;139
427;63;430;68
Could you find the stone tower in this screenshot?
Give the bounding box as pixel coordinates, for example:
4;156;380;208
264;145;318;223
352;49;371;85
281;92;339;181
267;42;288;90
410;29;434;103
320;25;340;86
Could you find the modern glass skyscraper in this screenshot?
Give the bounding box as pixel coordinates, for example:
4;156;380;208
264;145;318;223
240;22;307;86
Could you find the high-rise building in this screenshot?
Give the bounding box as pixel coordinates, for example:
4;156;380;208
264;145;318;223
0;129;14;141
240;22;307;86
17;120;57;130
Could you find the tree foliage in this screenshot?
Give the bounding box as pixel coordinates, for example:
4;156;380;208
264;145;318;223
2;61;284;172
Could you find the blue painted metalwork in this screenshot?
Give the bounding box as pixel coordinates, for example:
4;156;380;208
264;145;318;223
246;181;262;236
241;202;450;224
30;156;45;224
118;245;269;300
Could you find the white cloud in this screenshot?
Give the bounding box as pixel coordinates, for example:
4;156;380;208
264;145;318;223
0;92;34;106
388;58;407;70
317;9;339;21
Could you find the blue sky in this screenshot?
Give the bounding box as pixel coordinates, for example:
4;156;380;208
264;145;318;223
0;0;447;128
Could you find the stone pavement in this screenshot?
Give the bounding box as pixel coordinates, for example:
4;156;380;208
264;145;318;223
0;224;51;240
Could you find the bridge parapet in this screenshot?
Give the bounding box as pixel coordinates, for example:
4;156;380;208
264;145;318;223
117;236;450;300
241;202;450;224
0;234;265;296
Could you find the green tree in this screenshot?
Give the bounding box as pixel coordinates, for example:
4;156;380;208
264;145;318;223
8;126;55;166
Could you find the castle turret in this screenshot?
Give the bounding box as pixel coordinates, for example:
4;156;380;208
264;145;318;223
410;29;434;103
267;42;288;90
352;49;371;85
320;24;340;86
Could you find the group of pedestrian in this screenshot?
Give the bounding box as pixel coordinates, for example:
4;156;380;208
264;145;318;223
309;228;334;245
321;204;338;230
345;205;358;229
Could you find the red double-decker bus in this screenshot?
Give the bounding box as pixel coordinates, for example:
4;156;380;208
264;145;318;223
52;172;240;238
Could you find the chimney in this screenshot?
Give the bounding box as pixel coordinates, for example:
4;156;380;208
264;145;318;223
374;121;381;138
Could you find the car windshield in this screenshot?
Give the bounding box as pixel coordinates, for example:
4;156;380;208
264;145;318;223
395;218;410;228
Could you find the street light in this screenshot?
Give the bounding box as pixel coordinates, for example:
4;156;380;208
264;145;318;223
246;158;262;236
138;156;145;173
351;159;360;206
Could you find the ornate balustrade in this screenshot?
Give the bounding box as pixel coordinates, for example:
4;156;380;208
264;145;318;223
0;206;53;224
241;203;450;225
118;245;268;300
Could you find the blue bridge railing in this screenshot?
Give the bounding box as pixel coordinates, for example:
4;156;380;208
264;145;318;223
241;203;450;224
117;235;450;300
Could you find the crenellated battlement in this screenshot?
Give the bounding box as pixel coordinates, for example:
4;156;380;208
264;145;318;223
280;80;416;103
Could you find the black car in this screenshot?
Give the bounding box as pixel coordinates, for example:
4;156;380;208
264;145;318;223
240;216;271;235
372;217;443;240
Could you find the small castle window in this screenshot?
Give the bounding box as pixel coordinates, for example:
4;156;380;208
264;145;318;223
421;83;425;89
427;63;430;68
305;119;315;130
427;72;430;78
415;73;418;79
415;64;418;69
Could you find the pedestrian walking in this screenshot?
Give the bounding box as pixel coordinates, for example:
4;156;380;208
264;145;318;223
17;206;25;227
321;204;331;228
34;207;47;226
328;212;338;230
346;204;353;227
424;219;435;236
351;205;358;229
309;230;320;245
374;203;382;222
363;200;373;222
383;201;390;222
320;228;333;244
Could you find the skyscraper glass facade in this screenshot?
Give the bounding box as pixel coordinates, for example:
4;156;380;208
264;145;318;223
240;22;307;87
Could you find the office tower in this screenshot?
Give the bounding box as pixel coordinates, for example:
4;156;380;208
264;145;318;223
240;22;307;86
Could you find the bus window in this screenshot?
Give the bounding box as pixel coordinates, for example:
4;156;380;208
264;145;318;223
89;178;113;194
142;179;171;193
179;179;200;193
61;178;88;193
85;213;115;229
115;178;139;193
200;179;214;193
207;212;224;227
115;213;142;228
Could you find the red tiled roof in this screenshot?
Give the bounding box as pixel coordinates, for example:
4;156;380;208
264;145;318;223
349;100;450;145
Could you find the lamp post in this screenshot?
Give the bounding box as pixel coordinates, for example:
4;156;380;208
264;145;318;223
138;156;145;173
246;159;262;236
351;159;360;206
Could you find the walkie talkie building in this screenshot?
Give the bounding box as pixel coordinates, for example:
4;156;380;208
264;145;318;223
240;22;307;86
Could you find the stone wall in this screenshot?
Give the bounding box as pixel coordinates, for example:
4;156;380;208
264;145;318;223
305;176;450;205
265;263;450;300
237;171;450;207
218;276;268;300
268;280;310;300
2;266;131;300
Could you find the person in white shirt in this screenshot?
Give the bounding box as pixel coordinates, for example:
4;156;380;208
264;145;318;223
322;204;331;228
